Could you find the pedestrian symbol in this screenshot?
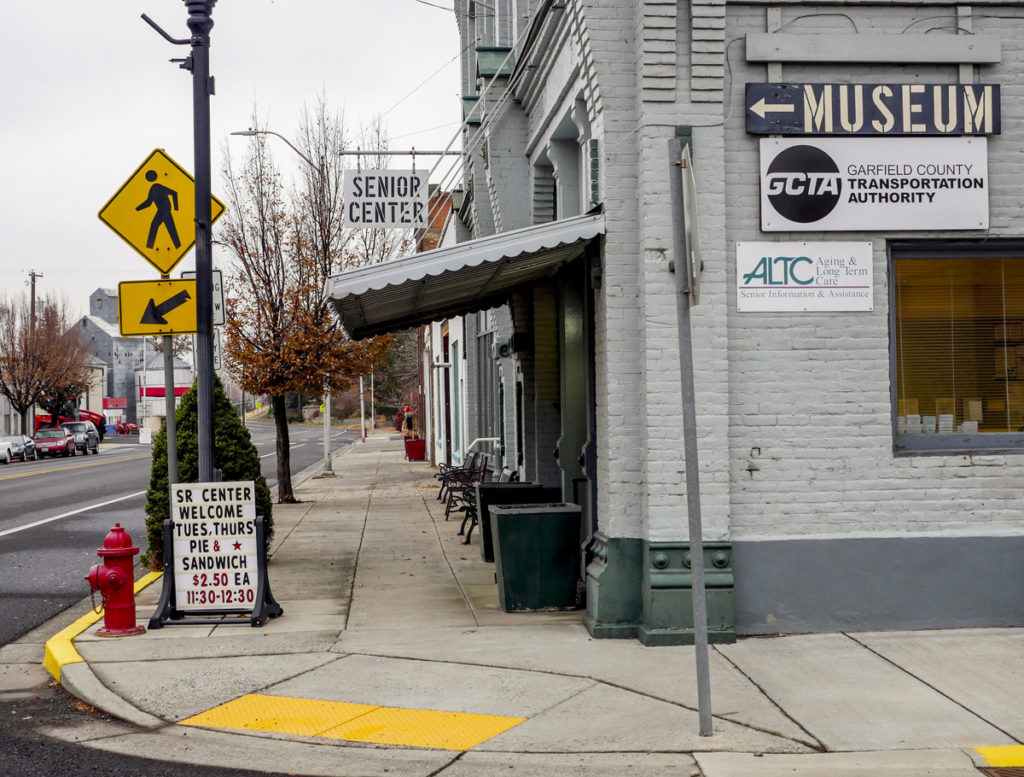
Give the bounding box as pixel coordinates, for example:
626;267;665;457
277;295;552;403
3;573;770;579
138;170;181;249
99;149;225;275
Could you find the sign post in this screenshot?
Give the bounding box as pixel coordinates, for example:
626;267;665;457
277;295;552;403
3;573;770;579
669;133;713;737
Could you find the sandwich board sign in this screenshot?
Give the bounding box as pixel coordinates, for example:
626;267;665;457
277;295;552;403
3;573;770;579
148;481;282;628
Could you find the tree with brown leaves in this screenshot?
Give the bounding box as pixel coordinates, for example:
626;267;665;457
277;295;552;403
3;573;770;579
219;105;390;503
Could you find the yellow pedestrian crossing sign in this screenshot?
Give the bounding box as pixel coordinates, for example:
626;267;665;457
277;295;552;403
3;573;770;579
118;279;198;337
99;149;225;275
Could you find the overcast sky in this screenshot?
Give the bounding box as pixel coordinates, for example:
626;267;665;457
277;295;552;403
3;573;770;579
1;0;462;318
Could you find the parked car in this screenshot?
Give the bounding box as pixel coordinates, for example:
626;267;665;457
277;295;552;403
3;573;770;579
1;434;36;462
34;427;76;458
0;438;12;465
61;421;100;455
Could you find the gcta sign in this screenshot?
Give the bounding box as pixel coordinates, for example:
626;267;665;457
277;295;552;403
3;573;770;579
760;137;988;232
736;242;873;312
343;169;428;228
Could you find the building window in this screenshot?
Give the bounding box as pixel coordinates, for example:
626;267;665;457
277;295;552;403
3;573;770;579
890;242;1024;454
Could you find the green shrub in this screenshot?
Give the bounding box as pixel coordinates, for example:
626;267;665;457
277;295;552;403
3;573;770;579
143;374;273;569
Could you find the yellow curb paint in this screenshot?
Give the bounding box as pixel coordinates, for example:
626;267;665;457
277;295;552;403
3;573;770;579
973;746;1024;767
43;571;163;683
180;693;526;751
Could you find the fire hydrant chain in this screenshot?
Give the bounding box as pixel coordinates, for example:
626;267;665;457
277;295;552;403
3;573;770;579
90;587;106;615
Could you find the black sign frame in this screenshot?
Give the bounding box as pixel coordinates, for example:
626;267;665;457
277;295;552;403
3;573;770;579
746;83;1000;136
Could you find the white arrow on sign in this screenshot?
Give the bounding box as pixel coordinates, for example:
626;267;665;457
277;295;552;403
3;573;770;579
749;97;795;119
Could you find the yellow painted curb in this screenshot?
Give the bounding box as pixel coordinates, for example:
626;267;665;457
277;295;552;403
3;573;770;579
43;571;163;683
973;745;1024;768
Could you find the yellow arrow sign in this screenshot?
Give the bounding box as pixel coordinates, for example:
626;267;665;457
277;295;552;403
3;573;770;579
99;149;225;275
118;279;198;337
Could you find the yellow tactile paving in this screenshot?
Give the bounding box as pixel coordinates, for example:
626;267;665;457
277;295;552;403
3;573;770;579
321;705;525;751
179;695;376;737
973;745;1024;767
179;693;526;751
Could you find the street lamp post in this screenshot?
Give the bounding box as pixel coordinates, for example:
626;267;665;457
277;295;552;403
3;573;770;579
230;129;334;477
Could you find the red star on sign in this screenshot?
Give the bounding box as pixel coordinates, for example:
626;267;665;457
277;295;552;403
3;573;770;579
233;541;242;550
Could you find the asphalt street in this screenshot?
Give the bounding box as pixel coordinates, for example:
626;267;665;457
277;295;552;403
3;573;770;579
0;419;357;645
0;418;358;777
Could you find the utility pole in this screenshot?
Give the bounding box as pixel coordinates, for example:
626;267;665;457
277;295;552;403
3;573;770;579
186;0;217;482
26;270;42;329
25;270;42;435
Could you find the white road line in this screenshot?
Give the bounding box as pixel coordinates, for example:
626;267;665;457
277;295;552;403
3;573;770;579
260;452;275;458
0;491;147;538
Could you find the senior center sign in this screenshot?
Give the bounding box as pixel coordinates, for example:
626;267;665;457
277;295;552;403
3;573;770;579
760;137;988;231
344;169;428;228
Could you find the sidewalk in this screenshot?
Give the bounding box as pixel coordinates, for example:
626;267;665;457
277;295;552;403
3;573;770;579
12;430;1024;776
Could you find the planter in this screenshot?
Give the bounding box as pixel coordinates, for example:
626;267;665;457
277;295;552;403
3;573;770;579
474;483;561;562
490;503;582;611
404;437;425;461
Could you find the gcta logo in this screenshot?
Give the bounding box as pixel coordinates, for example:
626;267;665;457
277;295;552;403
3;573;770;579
765;144;842;223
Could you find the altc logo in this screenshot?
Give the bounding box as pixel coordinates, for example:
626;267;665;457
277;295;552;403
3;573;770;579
765;144;842;223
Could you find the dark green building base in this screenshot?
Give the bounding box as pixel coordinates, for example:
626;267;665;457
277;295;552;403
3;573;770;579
584;533;736;646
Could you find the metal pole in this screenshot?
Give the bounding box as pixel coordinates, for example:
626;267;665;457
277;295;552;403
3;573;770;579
359;375;366;441
186;0;217;482
163;335;178;483
320;381;334;476
669;137;713;737
371;370;375;430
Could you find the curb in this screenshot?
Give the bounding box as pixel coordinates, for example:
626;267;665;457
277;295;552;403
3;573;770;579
43;570;163;684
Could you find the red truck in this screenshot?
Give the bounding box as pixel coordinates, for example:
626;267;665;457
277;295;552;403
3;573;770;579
35;409;107;439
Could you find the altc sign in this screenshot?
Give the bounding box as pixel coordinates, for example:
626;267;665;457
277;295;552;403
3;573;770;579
746;83;1000;136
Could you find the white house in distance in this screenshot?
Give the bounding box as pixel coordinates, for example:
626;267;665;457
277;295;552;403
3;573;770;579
331;0;1024;644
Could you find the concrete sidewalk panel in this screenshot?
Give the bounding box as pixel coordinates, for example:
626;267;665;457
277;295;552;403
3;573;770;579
718;633;1014;750
449;751;699;776
88;653;340;721
265;653;594;718
695;749;982;777
336;625;816;745
477;682;810;753
77;630;339;662
854;629;1024;742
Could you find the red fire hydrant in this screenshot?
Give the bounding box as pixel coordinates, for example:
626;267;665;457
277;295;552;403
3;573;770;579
86;524;145;637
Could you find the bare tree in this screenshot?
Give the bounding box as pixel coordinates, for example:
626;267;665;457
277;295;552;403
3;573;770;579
0;295;92;433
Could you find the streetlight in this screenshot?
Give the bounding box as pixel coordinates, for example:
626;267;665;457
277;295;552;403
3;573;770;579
230;128;336;478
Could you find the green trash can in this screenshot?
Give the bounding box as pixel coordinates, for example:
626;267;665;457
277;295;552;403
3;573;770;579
474;483;561;562
490;503;582;611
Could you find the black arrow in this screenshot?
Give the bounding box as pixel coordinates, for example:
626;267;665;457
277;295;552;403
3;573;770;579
141;289;191;325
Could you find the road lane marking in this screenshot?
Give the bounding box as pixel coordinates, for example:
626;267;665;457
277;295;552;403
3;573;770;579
0;491;146;538
0;453;151;481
